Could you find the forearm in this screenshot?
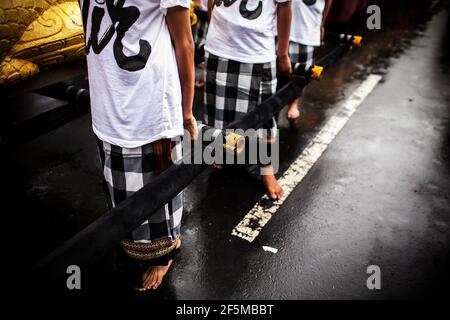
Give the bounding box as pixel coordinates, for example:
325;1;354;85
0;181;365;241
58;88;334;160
166;7;195;121
322;0;333;26
277;1;292;58
176;43;195;120
207;0;214;22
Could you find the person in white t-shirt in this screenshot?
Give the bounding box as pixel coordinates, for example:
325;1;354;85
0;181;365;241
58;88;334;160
287;0;333;119
80;0;197;292
204;0;292;200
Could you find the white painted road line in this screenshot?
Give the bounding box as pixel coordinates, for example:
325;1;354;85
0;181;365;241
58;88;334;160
232;74;383;243
262;246;279;254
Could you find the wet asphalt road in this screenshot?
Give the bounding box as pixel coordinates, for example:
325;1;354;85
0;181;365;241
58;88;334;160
2;0;450;300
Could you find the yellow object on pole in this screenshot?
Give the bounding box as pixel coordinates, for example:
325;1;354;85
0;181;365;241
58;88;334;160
190;1;198;26
353;36;363;47
223;132;246;154
310;65;324;80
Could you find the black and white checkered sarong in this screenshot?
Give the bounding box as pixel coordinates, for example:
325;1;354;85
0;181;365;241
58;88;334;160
204;52;277;141
97;138;183;245
288;41;315;73
192;16;208;46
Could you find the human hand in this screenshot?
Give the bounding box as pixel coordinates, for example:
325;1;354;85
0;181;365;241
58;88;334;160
183;115;198;140
276;54;292;76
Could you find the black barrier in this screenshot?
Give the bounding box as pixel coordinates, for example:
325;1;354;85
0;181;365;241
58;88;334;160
35;81;90;108
1;80;91;145
26;44;356;290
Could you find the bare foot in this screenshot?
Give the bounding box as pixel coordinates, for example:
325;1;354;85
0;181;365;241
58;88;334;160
287;99;301;119
288;107;300;119
136;237;181;292
262;174;284;200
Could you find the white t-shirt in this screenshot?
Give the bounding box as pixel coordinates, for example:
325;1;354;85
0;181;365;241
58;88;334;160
200;0;208;11
80;0;190;148
205;0;290;64
290;0;325;46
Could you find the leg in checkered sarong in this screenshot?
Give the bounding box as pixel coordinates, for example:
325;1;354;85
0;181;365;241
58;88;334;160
287;41;315;119
192;18;208;47
97;138;183;262
289;41;315;73
204;52;277;142
203;52;284;200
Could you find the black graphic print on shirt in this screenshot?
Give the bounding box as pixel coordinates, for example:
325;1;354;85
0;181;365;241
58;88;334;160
82;0;151;72
303;0;317;5
213;0;263;20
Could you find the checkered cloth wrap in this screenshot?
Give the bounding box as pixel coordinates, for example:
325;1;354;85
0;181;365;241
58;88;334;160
97;138;183;260
288;41;315;74
192;17;208;47
204;52;277;142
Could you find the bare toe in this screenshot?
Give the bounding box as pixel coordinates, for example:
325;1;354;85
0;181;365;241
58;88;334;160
288;108;300;119
142;270;157;289
262;174;283;200
136;238;180;292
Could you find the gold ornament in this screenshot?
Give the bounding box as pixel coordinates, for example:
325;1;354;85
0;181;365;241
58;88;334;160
0;0;85;87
